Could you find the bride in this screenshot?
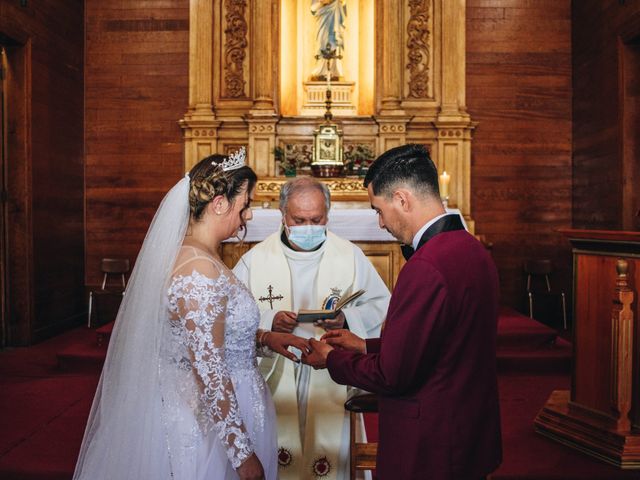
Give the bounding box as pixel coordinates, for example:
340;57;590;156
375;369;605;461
73;148;309;480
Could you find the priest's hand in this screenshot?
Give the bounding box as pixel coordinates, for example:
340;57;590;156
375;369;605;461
302;338;334;369
321;329;366;353
314;311;346;330
264;332;311;363
272;311;298;333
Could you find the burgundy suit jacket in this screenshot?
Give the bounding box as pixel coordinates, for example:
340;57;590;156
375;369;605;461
327;215;502;479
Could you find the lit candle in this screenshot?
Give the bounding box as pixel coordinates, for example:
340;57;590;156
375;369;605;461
439;171;450;199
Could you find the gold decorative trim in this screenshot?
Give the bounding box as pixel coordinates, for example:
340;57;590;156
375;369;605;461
249;123;276;133
223;0;248;98
379;124;406;133
255;177;368;202
406;0;430;99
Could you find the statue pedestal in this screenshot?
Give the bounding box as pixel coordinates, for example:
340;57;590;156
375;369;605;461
301;81;356;116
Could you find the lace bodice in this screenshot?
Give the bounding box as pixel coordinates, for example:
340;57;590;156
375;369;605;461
165;245;262;469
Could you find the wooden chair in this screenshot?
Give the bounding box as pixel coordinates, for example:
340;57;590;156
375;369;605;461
344;389;378;479
88;258;130;327
524;259;567;329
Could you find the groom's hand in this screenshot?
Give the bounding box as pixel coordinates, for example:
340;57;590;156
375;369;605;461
302;338;333;369
321;329;366;353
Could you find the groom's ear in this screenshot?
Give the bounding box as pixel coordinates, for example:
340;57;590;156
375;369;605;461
392;189;412;213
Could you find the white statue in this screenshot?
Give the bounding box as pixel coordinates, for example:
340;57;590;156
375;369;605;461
310;0;347;81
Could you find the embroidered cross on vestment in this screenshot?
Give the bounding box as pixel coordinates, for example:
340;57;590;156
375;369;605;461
258;284;284;309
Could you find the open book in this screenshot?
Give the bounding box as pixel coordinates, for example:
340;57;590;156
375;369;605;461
297;289;366;323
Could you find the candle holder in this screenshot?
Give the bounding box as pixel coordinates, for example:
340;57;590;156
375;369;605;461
441;197;449;209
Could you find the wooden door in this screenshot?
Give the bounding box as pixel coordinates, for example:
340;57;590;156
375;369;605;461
620;35;640;231
0;46;6;348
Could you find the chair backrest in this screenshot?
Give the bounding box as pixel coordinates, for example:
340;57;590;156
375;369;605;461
524;259;552;276
101;258;130;274
524;259;552;293
100;258;130;290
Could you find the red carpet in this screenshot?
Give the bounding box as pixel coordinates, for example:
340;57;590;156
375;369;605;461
1;309;638;479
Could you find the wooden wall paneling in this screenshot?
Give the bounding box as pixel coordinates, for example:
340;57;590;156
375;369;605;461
85;0;189;288
467;0;572;311
572;1;640;230
0;0;85;344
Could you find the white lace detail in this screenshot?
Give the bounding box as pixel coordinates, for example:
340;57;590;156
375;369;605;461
165;249;266;470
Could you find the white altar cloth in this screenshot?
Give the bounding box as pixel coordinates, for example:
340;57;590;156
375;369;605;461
228;208;466;243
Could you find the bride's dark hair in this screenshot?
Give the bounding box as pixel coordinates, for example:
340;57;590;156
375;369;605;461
188;153;257;234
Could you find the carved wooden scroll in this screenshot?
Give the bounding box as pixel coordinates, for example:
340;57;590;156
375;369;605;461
223;0;248;98
406;0;430;98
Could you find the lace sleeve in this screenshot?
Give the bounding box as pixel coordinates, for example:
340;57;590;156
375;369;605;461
168;260;253;469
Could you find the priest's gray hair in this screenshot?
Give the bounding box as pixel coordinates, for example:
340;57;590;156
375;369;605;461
279;177;331;213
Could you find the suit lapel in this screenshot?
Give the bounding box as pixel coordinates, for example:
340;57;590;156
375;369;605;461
416;214;465;250
402;214;465;260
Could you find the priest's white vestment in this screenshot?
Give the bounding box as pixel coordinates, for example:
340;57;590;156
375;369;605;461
233;229;389;480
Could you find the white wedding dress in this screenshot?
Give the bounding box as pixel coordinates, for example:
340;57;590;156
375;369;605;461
73;177;277;480
162;245;278;479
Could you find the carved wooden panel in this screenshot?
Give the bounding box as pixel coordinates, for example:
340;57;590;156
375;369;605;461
405;0;432;99
222;0;249;98
357;242;405;291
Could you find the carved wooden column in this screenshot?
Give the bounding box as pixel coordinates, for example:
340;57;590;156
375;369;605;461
247;0;278;177
180;0;220;171
437;0;468;122
611;259;634;432
375;0;410;153
433;0;474;230
378;0;404;113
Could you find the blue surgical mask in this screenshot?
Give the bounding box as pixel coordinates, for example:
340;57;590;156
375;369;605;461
286;224;327;251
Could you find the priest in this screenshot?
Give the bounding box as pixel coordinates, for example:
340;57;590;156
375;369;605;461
233;177;390;480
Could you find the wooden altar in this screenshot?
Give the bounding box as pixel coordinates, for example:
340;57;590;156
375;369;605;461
179;0;475;231
534;230;640;468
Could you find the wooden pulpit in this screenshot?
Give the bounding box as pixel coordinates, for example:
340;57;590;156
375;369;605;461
535;229;640;468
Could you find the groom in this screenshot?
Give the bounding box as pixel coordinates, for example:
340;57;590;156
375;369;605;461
302;144;502;479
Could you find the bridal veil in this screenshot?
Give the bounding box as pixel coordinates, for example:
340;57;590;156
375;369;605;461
73;176;190;479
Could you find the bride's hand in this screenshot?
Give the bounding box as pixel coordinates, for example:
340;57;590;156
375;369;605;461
264;332;311;362
237;453;264;480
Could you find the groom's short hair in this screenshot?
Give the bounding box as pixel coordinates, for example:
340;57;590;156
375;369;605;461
364;144;440;200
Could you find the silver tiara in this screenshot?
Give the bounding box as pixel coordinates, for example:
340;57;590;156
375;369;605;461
217;146;246;172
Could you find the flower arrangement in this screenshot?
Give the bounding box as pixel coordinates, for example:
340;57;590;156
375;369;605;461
275;144;313;176
343;144;375;177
